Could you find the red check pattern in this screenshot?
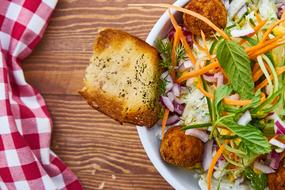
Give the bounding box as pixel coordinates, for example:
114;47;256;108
0;1;82;189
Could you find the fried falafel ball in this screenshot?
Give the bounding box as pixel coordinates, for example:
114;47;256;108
268;166;285;190
183;0;227;37
160;126;204;168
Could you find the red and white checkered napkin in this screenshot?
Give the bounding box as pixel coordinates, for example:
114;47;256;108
0;1;83;189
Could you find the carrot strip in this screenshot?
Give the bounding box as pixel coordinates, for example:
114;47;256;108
253;63;271;82
246;34;285;53
223;98;252;106
180;34;197;65
196;78;214;99
169;11;182;79
249;40;285;59
260;92;266;103
255;66;285;90
252;62;260;73
129;4;230;40
201;30;211;60
176;61;220;83
255;11;262;23
192;34;206;52
207;144;225;190
161;109;170;139
260;18;285;43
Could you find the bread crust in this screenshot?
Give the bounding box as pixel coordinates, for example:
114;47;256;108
79;29;161;127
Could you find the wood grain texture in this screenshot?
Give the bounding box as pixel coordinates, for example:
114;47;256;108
23;0;175;189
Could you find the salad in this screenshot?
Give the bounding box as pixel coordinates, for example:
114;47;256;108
133;0;285;190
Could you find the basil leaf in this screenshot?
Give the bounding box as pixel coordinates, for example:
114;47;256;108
214;85;232;118
217;116;271;155
217;40;254;99
244;167;267;190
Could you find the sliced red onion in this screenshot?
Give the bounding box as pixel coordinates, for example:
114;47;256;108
174;97;184;105
202;140;213;171
179;60;194;71
236;5;247;19
268;151;281;170
165;75;174;92
214;73;224;87
167;27;176;41
269;113;285;135
203;74;216;83
185;129;209;143
173;101;185;115
238;111;252;126
182;26;193;47
172;84;180;97
269;138;285;150
254;161;275;174
160;71;169;80
166;114;180;125
160;96;174;112
167;92;175;102
228;94;240;100
277;3;285;19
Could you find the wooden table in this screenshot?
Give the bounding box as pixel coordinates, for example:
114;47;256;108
23;0;175;189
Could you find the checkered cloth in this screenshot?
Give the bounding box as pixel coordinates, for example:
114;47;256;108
0;0;83;189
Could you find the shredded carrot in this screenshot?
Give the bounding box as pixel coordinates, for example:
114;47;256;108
249;40;285;59
196;78;214;99
180;34;197;65
252;62;260;73
192;33;206;52
129;4;230;40
260;18;285;43
168;11;182;79
246;33;285;53
255;66;285;90
255;11;263;23
253;63;271;82
207;144;225;190
176;61;220;83
161;109;170;139
260;92;266;103
201;30;211;60
223;98;252;106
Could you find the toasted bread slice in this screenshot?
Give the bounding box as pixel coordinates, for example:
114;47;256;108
79;29;161;127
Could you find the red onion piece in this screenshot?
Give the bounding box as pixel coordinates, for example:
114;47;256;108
214;73;224;87
254;161;275;174
160;96;174;112
203;74;216;83
275;120;285;135
269;138;285;150
277;3;285;19
166;114;180;125
165;75;174;92
174;97;184;105
173;101;185;115
160;71;169;80
268;151;281;170
238;111;252;126
202;140;213;171
185;129;209;143
231;28;255;38
172;84;180;97
186;78;194;87
179;60;193;71
167;92;175;102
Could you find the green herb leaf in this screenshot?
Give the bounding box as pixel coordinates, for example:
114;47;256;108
244;167;267;190
216;116;271;155
214;85;233;119
216;40;254;99
155;38;172;69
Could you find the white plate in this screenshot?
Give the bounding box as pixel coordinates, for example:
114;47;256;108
137;0;201;190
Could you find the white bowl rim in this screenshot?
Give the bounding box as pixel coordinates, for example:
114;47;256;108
136;1;193;190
